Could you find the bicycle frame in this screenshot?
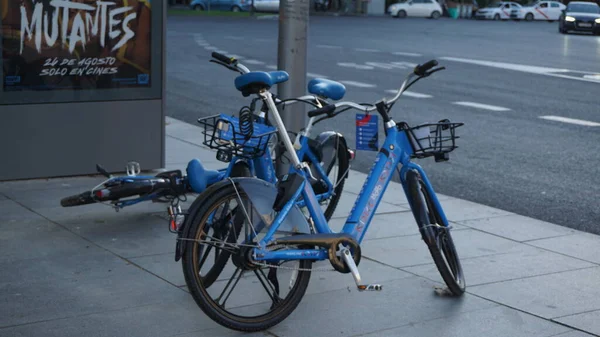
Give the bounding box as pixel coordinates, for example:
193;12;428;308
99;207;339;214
249;94;450;263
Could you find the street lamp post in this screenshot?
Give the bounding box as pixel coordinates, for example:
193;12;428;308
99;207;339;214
275;0;310;176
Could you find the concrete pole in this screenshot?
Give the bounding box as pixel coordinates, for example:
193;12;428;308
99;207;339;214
275;0;309;176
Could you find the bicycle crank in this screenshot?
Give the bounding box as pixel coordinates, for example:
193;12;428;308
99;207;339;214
340;248;382;292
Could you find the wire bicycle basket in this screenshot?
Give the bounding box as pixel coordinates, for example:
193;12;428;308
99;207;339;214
399;119;464;160
197;111;278;160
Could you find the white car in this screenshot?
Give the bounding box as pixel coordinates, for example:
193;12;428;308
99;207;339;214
387;0;443;19
510;0;566;20
252;0;279;12
475;1;522;20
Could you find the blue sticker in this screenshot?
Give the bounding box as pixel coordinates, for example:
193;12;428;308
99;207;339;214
356;114;378;151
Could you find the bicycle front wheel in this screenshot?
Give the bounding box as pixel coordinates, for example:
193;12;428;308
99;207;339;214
181;181;312;332
406;169;465;296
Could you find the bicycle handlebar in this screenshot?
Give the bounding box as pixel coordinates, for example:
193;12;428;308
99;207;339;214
210;51;250;74
306;59;445;118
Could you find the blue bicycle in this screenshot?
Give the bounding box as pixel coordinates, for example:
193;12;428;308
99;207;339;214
60;53;354;229
178;58;466;332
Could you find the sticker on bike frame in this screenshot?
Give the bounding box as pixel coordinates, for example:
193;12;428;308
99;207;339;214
355;114;378;151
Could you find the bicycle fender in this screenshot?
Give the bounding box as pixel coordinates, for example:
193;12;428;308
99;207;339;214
314;131;350;176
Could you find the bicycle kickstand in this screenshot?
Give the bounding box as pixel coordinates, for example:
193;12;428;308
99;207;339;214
340;248;383;292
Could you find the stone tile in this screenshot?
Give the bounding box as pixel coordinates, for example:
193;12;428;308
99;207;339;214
469;267;600;319
328;211;466;240
0;199;47;222
0;293;225;337
0;193;6;200
458;214;578;242
0;176;106;194
0;219;91;264
165;137;208;164
0;247;185;327
554;310;600;336
361;229;522;269
550;330;597;337
261;275;498;337
330;191;409;220
132;251;411;293
527;232;600;265
404;244;594;287
358;305;571;337
435;198;513;222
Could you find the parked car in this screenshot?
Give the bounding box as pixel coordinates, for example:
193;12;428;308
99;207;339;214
387;0;443;18
475;1;522;20
510;0;566;21
558;1;600;34
189;0;251;11
252;0;280;12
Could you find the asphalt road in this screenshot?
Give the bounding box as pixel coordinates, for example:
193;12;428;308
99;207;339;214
165;15;600;234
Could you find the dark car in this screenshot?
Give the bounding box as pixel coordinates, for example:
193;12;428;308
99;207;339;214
558;1;600;34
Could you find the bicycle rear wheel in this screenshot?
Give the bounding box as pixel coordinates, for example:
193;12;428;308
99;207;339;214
181;181;312;332
406;169;465;296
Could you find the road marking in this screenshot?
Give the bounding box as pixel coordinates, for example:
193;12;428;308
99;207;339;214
229;55;243;60
214;50;228;55
224;36;243;40
308;72;328;78
366;62;394;69
317;44;342;49
338;62;374;70
392;52;422;57
440;56;600;84
254;38;272;42
453;101;510;111
244;59;265;65
355;48;380;52
265;65;277;70
385;90;432;98
539;115;600;127
583;74;600;81
339;80;376;88
204;46;218;51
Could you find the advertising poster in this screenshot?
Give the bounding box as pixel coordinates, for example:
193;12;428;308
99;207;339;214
1;0;152;91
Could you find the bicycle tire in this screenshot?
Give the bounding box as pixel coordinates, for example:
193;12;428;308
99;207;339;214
406;169;465;296
181;181;312;332
199;161;251;289
315;138;349;221
60;191;95;207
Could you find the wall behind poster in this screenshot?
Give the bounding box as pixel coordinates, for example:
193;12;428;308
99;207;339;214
0;0;162;105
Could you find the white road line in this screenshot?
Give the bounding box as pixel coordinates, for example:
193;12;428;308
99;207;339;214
265;65;277;70
392;52;422;57
214;50;228;54
439;56;600;84
385;90;432;98
244;59;265;65
337;62;374;70
224;36;243;40
254;38;272;43
204;46;218;51
355;48;380;52
339;80;376;88
453;101;511;111
317;44;342;49
583;74;600;81
307;73;328;78
228;55;244;60
539;116;600;127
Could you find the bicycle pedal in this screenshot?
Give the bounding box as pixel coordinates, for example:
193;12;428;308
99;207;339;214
340;248;381;291
358;284;383;291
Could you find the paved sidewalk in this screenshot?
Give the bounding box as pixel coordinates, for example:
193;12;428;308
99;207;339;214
1;117;599;337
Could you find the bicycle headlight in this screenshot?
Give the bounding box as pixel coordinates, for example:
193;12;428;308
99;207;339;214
565;16;576;22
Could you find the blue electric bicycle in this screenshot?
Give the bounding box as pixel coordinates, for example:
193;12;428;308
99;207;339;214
59;53;354;228
178;58;466;332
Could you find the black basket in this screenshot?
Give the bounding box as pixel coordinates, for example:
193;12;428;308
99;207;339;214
400;119;464;159
197;113;278;159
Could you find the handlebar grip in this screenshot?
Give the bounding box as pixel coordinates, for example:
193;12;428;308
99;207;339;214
212;52;235;65
308;104;336;118
414;59;438;76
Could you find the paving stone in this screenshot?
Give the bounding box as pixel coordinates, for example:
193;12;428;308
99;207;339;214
330;190;409;220
0;247;185;328
469;267;600;319
527;232;600;265
434;198;513;222
550;330;597;337
0;199;47;222
404;244;594;287
358;305;571;337
0;293;224;337
260;275;498;337
328;211;466;240
361;228;522;269
458;214;577;242
554;310;600;336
